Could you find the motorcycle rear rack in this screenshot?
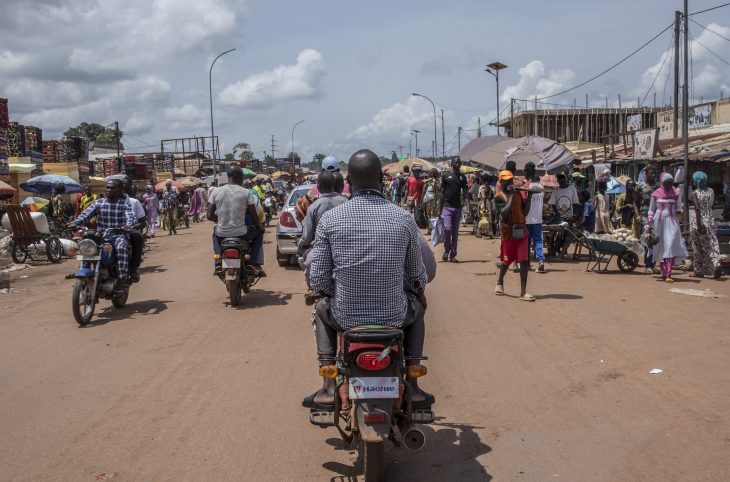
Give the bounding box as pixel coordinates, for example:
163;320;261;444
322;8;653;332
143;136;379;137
309;410;335;427
411;409;435;424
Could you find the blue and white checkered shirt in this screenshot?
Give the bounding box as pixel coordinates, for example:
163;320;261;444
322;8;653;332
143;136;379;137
309;191;427;329
76;197;135;235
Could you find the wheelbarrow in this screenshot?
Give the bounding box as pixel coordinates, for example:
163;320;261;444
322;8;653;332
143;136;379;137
583;237;639;273
1;205;63;264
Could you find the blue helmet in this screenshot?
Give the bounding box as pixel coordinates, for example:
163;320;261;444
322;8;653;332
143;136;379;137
321;156;340;172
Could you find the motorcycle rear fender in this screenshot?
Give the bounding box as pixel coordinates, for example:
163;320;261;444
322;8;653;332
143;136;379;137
355;400;393;443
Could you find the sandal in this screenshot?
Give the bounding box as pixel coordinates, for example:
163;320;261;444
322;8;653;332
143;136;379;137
519;293;536;302
494;284;504;296
665;277;674;284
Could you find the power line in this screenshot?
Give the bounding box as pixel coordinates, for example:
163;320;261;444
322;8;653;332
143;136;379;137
689;18;730;42
640;29;675;106
532;22;673;101
690;27;730;67
690;2;730;16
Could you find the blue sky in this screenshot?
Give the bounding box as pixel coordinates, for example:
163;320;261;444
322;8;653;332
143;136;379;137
1;0;729;162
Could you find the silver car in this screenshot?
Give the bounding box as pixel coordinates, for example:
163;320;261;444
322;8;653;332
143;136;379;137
276;184;312;267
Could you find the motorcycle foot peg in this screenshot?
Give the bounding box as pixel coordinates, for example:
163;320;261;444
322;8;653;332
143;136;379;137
412;409;435;424
403;428;426;450
309;410;335;427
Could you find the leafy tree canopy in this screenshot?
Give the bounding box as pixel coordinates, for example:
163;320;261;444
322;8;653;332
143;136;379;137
64;122;120;143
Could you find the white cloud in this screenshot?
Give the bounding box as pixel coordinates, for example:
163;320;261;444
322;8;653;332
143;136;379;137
163;104;208;124
501;60;576;103
348;96;433;142
219;49;325;108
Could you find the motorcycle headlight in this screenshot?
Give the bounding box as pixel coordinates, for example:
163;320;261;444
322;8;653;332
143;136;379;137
78;239;98;257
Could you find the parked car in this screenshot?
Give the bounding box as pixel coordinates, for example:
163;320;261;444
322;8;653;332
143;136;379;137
276;184;312;267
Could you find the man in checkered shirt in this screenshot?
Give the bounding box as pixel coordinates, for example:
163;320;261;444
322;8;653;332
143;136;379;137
74;179;135;290
304;149;433;408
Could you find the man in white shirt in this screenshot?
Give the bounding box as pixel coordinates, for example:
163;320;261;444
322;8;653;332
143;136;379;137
524;162;545;273
207;166;265;277
124;182;147;283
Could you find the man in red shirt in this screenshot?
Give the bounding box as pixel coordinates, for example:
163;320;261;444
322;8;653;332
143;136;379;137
405;166;424;213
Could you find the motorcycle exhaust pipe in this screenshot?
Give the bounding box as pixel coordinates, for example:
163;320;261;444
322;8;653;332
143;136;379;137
403;428;425;450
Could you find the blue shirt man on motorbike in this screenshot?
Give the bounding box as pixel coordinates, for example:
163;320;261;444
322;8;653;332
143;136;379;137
73;179;135;292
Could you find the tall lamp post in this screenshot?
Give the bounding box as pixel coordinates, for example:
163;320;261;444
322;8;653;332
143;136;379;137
485;61;508;136
412;93;438;161
291;119;305;169
411;130;420;158
209;48;236;179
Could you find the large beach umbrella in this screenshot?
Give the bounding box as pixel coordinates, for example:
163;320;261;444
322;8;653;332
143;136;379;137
20;196;49;211
470;135;577;174
20;174;83;195
154;180;186;192
383;157;438;174
177;176;204;187
0;180;17;200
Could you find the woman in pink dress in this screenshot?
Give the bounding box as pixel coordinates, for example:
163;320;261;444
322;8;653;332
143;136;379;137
142;185;160;237
648;173;687;282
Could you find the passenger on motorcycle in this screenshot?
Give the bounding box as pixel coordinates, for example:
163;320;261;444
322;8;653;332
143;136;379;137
123;181;147;283
298;171;347;289
304;149;434;407
72;179;135;295
207;166;266;278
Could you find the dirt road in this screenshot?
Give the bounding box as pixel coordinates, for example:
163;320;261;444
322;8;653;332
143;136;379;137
1;221;728;481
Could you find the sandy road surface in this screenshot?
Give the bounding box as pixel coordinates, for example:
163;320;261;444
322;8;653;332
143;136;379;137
1;220;729;481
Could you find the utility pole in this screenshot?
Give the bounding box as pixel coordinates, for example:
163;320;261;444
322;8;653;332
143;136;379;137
457;127;462;151
408;139;412;158
486;62;508;135
411;130;419;158
115;121;121;173
533;96;538;135
397;145;403;158
682;0;690;225
441;109;445;160
509;98;514;138
618;94;622;109
477;117;482;138
270;135;277;160
673;10;681;139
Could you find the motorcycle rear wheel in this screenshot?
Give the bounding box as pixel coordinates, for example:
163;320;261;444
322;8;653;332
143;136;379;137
72;279;95;325
46;236;63;263
112;287;129;308
363;441;385;482
227;279;241;306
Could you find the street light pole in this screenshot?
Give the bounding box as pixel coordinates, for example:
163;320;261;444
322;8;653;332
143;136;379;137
411;93;437;161
291;119;305;168
486;62;508;136
411;130;420;158
209;48;236;179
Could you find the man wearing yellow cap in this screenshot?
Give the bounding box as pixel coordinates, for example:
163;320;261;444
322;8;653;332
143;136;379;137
494;170;535;301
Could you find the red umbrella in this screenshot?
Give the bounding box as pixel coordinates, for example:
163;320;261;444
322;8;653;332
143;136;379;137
0;180;17;200
154;180;186;192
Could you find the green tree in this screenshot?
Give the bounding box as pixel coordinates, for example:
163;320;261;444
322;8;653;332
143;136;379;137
312;153;325;171
64;122;121;142
232;142;254;162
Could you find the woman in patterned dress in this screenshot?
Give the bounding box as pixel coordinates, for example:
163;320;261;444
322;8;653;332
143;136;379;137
689;171;721;278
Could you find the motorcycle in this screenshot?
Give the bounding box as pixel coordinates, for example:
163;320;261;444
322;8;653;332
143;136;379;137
69;227;131;325
263;196;274;227
308;327;434;481
216;237;260;306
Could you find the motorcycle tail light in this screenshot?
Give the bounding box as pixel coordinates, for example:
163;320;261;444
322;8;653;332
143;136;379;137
356;351;391;371
407;365;428;378
279;211;297;228
223;249;240;258
364;413;386;424
78;239;98;257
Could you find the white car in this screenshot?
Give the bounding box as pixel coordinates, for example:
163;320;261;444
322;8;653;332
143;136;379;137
275;184;312;267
